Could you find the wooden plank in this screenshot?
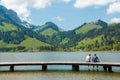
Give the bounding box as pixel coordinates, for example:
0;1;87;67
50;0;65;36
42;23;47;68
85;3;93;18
0;62;120;66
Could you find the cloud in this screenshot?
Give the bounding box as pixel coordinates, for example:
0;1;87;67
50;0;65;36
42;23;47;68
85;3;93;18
0;0;52;21
107;2;120;14
73;0;120;16
110;18;120;23
31;0;52;9
52;16;65;22
55;0;71;3
62;0;71;3
74;0;116;8
0;0;71;22
1;0;29;21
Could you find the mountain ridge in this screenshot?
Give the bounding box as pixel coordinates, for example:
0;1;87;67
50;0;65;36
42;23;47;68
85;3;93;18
0;5;120;52
74;20;107;34
0;5;36;29
34;21;64;36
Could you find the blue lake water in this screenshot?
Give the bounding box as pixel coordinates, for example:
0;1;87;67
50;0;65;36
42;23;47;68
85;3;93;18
0;52;120;80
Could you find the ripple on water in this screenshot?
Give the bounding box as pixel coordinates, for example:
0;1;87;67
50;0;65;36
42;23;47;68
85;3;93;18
0;71;120;80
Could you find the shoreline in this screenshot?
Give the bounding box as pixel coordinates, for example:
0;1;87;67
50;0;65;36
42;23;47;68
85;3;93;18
0;50;120;53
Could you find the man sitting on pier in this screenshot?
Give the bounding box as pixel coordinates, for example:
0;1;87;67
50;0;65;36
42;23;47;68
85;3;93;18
85;54;91;70
92;54;100;71
86;54;91;62
92;54;99;62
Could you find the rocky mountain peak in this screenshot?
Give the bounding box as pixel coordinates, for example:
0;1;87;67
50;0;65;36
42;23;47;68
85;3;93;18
0;5;35;29
95;19;107;27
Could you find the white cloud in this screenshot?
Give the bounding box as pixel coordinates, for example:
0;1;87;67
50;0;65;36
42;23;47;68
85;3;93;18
110;18;120;23
1;0;29;21
74;0;116;8
55;0;71;3
62;0;71;3
0;0;71;21
52;16;65;22
107;2;120;14
31;0;52;9
0;0;52;21
74;0;120;15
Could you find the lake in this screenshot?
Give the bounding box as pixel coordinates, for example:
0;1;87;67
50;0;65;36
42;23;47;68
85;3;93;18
0;52;120;80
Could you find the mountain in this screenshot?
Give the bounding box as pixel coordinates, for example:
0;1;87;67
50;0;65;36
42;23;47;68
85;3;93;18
19;38;52;51
70;22;120;51
34;22;64;36
57;20;120;51
0;5;35;29
75;20;107;34
94;19;107;27
58;20;108;49
0;5;120;52
0;5;56;52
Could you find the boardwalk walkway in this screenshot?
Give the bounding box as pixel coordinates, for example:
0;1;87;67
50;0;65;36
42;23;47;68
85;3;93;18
0;62;120;72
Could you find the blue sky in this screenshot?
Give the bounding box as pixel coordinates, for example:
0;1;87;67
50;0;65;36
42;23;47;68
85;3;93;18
0;0;120;30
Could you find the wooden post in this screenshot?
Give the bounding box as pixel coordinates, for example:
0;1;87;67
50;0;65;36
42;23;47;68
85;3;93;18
103;65;113;72
108;66;112;72
103;65;107;72
72;65;79;71
10;65;14;72
42;65;47;71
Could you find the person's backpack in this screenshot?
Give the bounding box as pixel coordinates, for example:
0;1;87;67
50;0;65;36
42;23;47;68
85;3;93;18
93;56;99;62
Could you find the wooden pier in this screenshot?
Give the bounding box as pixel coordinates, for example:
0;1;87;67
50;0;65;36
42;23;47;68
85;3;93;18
0;62;120;72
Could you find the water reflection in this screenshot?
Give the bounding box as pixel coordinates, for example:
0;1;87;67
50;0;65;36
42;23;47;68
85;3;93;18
0;71;120;80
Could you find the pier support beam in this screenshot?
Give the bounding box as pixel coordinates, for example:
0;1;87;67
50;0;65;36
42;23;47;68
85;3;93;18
10;65;14;72
103;65;112;72
108;66;112;72
72;65;79;71
42;65;47;71
103;66;107;72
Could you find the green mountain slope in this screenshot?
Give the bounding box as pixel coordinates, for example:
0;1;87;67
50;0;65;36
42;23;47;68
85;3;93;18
75;23;102;34
34;22;63;36
0;40;25;52
75;20;107;34
0;22;57;52
0;23;25;44
0;23;18;32
40;28;58;36
19;38;52;51
72;35;104;51
70;23;120;51
0;5;56;52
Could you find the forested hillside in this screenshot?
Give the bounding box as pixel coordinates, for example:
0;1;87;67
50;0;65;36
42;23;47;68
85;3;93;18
0;5;120;52
71;23;120;51
0;5;58;52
